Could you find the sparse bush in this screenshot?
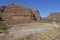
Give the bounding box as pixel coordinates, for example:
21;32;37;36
2;30;9;34
0;24;7;30
0;26;7;30
17;37;24;40
41;18;53;23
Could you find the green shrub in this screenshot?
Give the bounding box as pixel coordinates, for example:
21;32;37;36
0;24;7;30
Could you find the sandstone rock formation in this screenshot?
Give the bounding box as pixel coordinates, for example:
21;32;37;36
0;6;6;13
0;12;2;20
32;9;41;21
48;12;60;21
0;3;41;21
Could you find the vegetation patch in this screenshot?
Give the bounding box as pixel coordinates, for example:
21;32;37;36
0;24;7;30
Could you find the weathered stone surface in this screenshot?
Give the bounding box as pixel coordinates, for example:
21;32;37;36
0;6;7;21
0;6;6;13
32;9;41;21
48;12;60;20
0;12;2;21
1;3;41;21
0;12;1;16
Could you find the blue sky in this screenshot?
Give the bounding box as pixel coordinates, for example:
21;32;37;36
0;0;60;17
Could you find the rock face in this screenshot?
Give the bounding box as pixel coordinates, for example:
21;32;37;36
32;9;41;21
0;6;6;21
48;12;60;21
1;3;41;21
0;6;6;13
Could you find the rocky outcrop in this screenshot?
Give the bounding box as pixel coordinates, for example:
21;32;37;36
0;6;6;13
32;9;41;21
1;3;41;21
48;12;60;21
0;6;6;21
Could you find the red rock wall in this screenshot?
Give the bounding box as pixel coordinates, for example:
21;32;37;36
2;3;41;21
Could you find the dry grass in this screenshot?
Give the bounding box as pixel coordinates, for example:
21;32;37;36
17;27;60;40
10;22;52;32
0;22;60;40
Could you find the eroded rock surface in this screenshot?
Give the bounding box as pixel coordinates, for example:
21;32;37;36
0;3;41;22
48;12;60;21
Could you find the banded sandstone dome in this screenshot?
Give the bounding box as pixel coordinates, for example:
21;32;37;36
0;3;41;21
48;12;60;21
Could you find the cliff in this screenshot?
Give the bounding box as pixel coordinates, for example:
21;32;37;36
0;3;41;22
48;12;60;21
